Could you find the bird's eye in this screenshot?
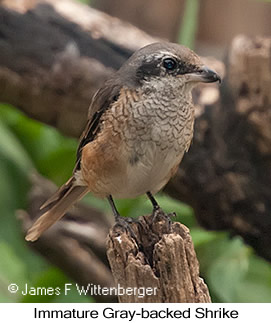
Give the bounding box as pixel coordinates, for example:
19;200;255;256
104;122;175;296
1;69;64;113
163;58;177;71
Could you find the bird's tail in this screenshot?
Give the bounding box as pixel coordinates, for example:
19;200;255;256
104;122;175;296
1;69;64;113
25;177;88;242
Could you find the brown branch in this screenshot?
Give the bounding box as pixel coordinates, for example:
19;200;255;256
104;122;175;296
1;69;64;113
93;0;185;41
0;0;154;137
107;213;211;303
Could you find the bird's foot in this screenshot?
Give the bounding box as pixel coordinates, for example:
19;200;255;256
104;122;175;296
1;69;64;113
108;195;141;244
151;207;176;231
114;214;140;243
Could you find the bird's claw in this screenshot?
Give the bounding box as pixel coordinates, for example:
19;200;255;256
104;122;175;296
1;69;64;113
114;215;140;244
151;207;175;231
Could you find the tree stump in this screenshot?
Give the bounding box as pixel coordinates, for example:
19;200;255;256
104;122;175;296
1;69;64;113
107;212;211;303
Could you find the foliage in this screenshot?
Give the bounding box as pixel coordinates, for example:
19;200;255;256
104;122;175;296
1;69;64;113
77;0;92;4
0;105;90;303
0;104;271;303
179;0;199;49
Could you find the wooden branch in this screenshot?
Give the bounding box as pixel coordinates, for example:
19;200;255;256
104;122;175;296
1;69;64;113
93;0;185;41
107;212;211;303
0;0;154;137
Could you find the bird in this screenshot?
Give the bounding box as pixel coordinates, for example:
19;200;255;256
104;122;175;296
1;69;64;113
25;42;221;242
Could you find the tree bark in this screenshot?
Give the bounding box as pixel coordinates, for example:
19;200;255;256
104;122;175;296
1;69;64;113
0;0;154;137
92;0;185;41
107;212;211;302
2;1;271;263
166;35;271;261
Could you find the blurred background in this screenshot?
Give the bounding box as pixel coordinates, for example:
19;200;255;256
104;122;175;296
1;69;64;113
94;0;271;56
1;0;271;303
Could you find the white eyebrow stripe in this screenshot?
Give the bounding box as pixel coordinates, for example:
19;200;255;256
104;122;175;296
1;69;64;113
159;51;178;58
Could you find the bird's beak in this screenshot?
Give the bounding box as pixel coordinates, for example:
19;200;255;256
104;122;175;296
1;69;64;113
186;66;221;84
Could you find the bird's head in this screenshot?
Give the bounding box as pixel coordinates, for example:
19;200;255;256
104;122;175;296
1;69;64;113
119;42;221;93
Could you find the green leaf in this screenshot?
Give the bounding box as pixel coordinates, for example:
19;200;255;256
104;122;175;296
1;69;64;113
157;194;195;227
0;106;48;278
235;255;271;302
207;237;250;302
0;241;30;302
190;228;222;248
0;118;33;172
39;144;76;185
179;0;199;49
0;104;77;184
21;267;92;303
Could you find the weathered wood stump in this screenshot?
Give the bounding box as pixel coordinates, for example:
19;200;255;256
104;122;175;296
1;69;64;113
107;212;211;303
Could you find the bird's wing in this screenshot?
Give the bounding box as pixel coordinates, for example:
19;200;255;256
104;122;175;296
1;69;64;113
26;81;123;240
74;80;122;172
